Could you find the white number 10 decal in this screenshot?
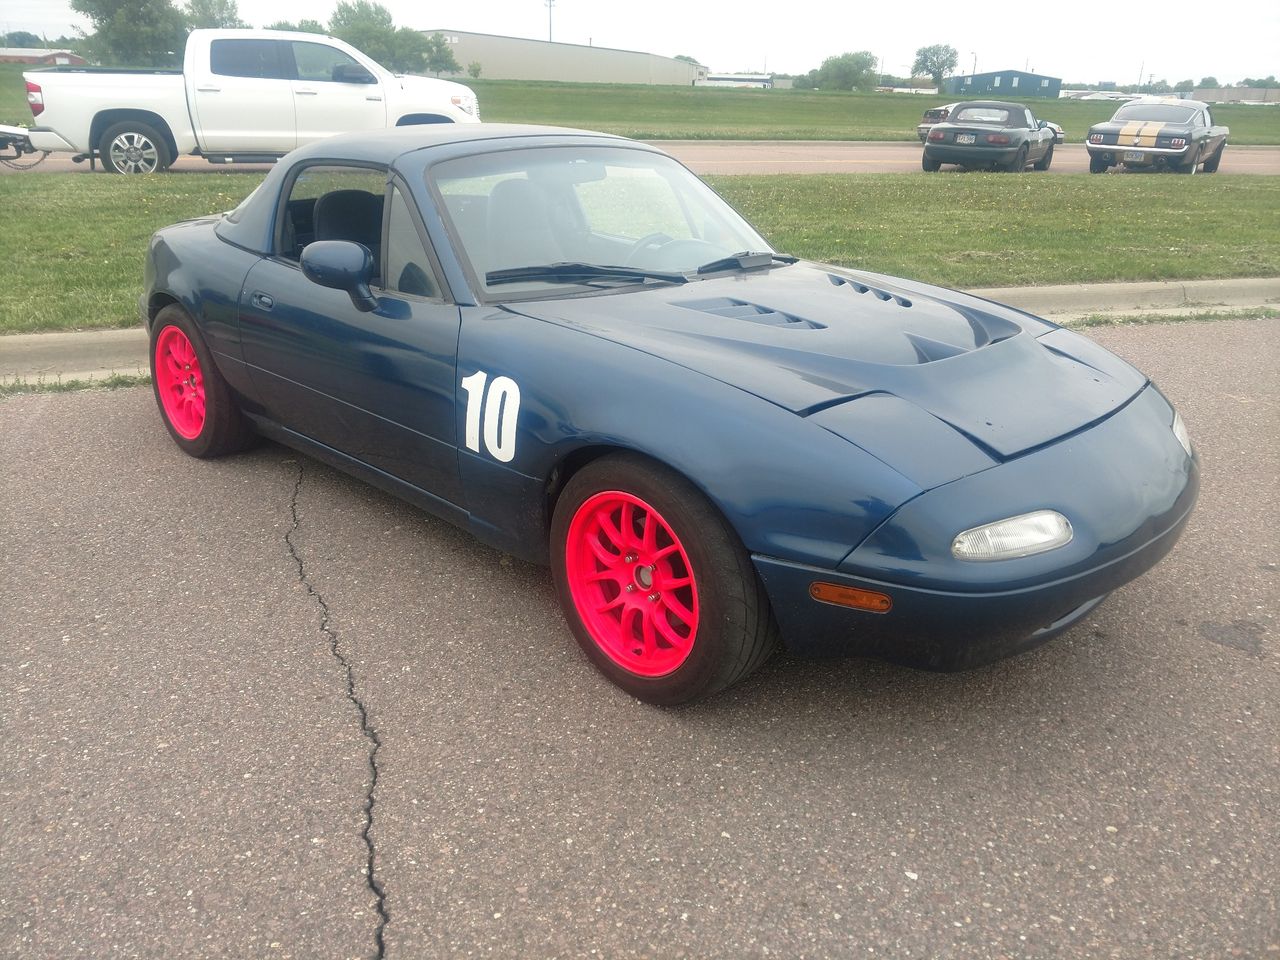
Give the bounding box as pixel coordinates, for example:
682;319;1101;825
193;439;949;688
460;370;521;463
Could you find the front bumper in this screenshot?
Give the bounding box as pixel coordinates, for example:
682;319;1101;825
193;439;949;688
752;385;1199;670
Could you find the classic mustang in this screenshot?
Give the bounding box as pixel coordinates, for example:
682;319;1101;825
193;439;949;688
922;100;1059;172
1086;97;1228;174
144;125;1198;704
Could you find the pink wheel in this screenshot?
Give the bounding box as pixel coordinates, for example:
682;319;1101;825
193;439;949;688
564;490;699;677
551;454;777;705
154;324;206;440
148;304;253;458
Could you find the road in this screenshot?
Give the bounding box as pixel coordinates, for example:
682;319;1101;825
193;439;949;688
2;318;1277;958
7;141;1280;176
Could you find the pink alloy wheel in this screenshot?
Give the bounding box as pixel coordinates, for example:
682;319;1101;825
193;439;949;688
155;326;206;440
564;490;700;677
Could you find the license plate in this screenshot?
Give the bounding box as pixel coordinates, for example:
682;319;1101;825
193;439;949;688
1123;151;1145;162
956;134;976;145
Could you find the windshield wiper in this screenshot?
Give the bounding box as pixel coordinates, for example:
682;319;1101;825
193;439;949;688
486;262;689;286
695;251;798;275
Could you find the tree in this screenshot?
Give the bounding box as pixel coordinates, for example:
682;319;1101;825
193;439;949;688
3;31;43;48
266;19;327;33
814;52;877;91
673;54;701;65
327;1;401;67
1198;76;1219;88
423;32;459;76
1174;79;1194;93
70;0;189;66
184;0;245;28
467;61;482;79
912;44;958;89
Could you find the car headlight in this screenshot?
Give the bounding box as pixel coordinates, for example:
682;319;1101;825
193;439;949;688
951;510;1073;562
1172;411;1192;457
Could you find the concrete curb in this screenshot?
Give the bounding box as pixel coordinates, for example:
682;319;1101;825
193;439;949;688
3;277;1278;384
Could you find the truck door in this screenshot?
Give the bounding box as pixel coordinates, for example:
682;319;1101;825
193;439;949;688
287;40;389;146
192;38;296;153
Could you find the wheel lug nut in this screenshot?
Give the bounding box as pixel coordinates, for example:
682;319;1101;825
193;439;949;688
624;554;637;563
648;593;659;602
624;584;635;593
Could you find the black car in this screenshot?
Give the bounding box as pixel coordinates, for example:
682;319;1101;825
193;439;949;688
1086;98;1228;174
922;101;1058;172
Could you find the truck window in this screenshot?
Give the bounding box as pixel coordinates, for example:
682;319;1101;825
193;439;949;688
210;39;290;80
291;41;363;83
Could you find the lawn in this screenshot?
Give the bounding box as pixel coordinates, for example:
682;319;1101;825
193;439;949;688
4;63;1278;142
2;171;1277;334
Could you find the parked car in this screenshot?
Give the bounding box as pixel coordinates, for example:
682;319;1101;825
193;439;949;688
1086;97;1228;174
22;28;480;174
916;103;957;141
143;125;1198;704
922;100;1059;172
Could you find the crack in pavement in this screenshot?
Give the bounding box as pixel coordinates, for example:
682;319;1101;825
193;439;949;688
284;464;389;959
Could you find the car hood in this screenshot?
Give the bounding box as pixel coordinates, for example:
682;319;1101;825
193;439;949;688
504;261;1146;460
505;263;1148;462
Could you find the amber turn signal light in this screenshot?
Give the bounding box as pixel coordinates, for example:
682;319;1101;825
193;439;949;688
809;582;893;613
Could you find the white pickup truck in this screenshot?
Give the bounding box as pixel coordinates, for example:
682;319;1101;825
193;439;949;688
23;28;481;173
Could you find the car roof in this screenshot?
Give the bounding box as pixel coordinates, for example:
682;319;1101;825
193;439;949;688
286;123;631;166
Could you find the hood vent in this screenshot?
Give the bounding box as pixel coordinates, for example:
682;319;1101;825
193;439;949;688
828;273;913;308
676;297;826;330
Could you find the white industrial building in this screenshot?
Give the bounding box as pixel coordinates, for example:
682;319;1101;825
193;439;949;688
427;30;706;85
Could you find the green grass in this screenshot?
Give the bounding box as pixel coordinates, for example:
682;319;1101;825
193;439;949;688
711;173;1280;287
7;65;1276;142
0;372;150;395
1065;306;1280;327
1;171;1277;334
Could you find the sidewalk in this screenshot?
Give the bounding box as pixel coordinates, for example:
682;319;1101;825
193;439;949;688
2;277;1278;384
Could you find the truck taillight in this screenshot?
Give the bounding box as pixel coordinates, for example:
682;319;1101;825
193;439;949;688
26;81;44;117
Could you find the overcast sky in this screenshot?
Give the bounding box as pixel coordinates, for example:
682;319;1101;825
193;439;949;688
6;0;1278;85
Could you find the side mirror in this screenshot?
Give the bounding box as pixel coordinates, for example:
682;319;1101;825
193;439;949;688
301;240;379;312
333;63;376;84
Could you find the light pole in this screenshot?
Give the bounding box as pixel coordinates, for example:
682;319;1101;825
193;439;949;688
546;0;554;42
971;52;977;77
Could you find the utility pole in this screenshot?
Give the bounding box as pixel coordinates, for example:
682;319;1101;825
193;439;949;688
970;52;977;76
545;0;554;43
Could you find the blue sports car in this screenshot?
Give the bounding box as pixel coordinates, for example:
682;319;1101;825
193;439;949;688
143;125;1198;704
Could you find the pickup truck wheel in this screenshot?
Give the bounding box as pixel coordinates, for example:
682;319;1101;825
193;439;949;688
1203;144;1225;173
99;121;170;175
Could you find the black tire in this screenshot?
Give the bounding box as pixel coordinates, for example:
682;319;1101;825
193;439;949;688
1176;147;1201;175
99;120;171;174
1033;142;1054;171
149;304;254;458
1006;144;1029;172
1203;144;1224;173
550;453;778;705
1089;155;1110;174
921;152;941;172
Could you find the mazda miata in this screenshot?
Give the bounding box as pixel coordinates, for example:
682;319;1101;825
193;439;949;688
143;125;1198;703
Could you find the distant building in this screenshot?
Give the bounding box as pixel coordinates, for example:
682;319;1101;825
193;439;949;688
1193;87;1280;104
0;47;87;66
943;70;1061;99
425;30;706;85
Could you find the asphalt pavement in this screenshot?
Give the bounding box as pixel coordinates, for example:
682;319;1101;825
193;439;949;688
1;317;1277;958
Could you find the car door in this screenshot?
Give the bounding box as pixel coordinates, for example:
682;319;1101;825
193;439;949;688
288;40;388;146
1024;108;1047;161
237;164;464;506
192;38;296;153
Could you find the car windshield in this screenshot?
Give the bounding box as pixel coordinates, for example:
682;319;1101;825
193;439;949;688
1111;103;1197;123
952;106;1012;124
428;145;772;296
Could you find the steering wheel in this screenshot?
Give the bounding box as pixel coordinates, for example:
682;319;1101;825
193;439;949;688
624;232;675;265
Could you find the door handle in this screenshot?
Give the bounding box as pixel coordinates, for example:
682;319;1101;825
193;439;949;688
251;292;274;310
196;85;220;92
366;95;383;101
295;89;318;96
